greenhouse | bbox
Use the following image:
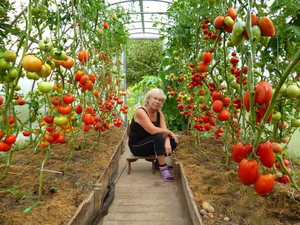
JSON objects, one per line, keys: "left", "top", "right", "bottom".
{"left": 0, "top": 0, "right": 300, "bottom": 224}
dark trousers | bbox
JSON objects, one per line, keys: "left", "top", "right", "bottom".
{"left": 129, "top": 134, "right": 177, "bottom": 156}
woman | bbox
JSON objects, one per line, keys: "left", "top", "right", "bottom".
{"left": 128, "top": 88, "right": 178, "bottom": 182}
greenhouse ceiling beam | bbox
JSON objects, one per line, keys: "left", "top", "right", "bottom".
{"left": 110, "top": 0, "right": 173, "bottom": 6}
{"left": 128, "top": 11, "right": 171, "bottom": 14}
{"left": 139, "top": 0, "right": 145, "bottom": 34}
{"left": 131, "top": 20, "right": 155, "bottom": 23}
{"left": 128, "top": 27, "right": 159, "bottom": 31}
{"left": 130, "top": 32, "right": 160, "bottom": 35}
{"left": 130, "top": 37, "right": 159, "bottom": 40}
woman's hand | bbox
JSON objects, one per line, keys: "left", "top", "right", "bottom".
{"left": 169, "top": 132, "right": 178, "bottom": 143}
{"left": 165, "top": 141, "right": 172, "bottom": 156}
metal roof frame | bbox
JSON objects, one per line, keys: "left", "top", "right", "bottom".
{"left": 109, "top": 0, "right": 172, "bottom": 39}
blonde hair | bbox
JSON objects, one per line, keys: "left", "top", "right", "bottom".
{"left": 144, "top": 88, "right": 167, "bottom": 107}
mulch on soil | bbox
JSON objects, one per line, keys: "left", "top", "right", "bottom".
{"left": 0, "top": 126, "right": 125, "bottom": 225}
{"left": 174, "top": 133, "right": 300, "bottom": 225}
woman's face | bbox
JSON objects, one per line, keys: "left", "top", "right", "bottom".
{"left": 148, "top": 95, "right": 163, "bottom": 110}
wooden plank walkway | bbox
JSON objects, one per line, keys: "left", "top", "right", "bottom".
{"left": 100, "top": 143, "right": 193, "bottom": 225}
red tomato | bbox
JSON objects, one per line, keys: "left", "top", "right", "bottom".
{"left": 244, "top": 90, "right": 250, "bottom": 111}
{"left": 23, "top": 131, "right": 31, "bottom": 136}
{"left": 254, "top": 81, "right": 272, "bottom": 105}
{"left": 52, "top": 96, "right": 62, "bottom": 106}
{"left": 212, "top": 100, "right": 223, "bottom": 113}
{"left": 204, "top": 123, "right": 211, "bottom": 131}
{"left": 45, "top": 135, "right": 55, "bottom": 143}
{"left": 257, "top": 141, "right": 275, "bottom": 168}
{"left": 232, "top": 142, "right": 252, "bottom": 163}
{"left": 80, "top": 75, "right": 88, "bottom": 85}
{"left": 254, "top": 173, "right": 274, "bottom": 194}
{"left": 4, "top": 143, "right": 11, "bottom": 152}
{"left": 63, "top": 94, "right": 75, "bottom": 104}
{"left": 0, "top": 131, "right": 3, "bottom": 139}
{"left": 5, "top": 134, "right": 16, "bottom": 145}
{"left": 89, "top": 73, "right": 96, "bottom": 83}
{"left": 212, "top": 91, "right": 222, "bottom": 101}
{"left": 0, "top": 95, "right": 3, "bottom": 105}
{"left": 44, "top": 114, "right": 54, "bottom": 124}
{"left": 17, "top": 99, "right": 26, "bottom": 105}
{"left": 222, "top": 96, "right": 231, "bottom": 107}
{"left": 218, "top": 109, "right": 230, "bottom": 121}
{"left": 198, "top": 61, "right": 207, "bottom": 72}
{"left": 278, "top": 174, "right": 290, "bottom": 183}
{"left": 8, "top": 115, "right": 14, "bottom": 124}
{"left": 83, "top": 113, "right": 93, "bottom": 125}
{"left": 0, "top": 141, "right": 6, "bottom": 151}
{"left": 238, "top": 159, "right": 258, "bottom": 185}
{"left": 104, "top": 21, "right": 108, "bottom": 29}
{"left": 56, "top": 135, "right": 64, "bottom": 143}
{"left": 58, "top": 104, "right": 72, "bottom": 115}
{"left": 46, "top": 125, "right": 55, "bottom": 132}
{"left": 75, "top": 104, "right": 83, "bottom": 114}
{"left": 203, "top": 52, "right": 212, "bottom": 64}
{"left": 52, "top": 130, "right": 60, "bottom": 139}
{"left": 83, "top": 124, "right": 91, "bottom": 132}
{"left": 78, "top": 50, "right": 90, "bottom": 62}
{"left": 87, "top": 106, "right": 93, "bottom": 113}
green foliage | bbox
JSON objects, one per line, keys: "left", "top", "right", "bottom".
{"left": 126, "top": 39, "right": 162, "bottom": 87}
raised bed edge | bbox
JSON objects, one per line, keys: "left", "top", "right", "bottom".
{"left": 173, "top": 160, "right": 204, "bottom": 225}
{"left": 67, "top": 128, "right": 127, "bottom": 225}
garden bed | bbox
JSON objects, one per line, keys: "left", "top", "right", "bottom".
{"left": 174, "top": 134, "right": 300, "bottom": 225}
{"left": 0, "top": 126, "right": 126, "bottom": 225}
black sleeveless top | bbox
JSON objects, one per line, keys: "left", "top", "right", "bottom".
{"left": 128, "top": 107, "right": 160, "bottom": 147}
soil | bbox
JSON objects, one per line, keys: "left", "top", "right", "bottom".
{"left": 0, "top": 126, "right": 125, "bottom": 225}
{"left": 174, "top": 133, "right": 300, "bottom": 225}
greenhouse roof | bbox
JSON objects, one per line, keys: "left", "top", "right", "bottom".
{"left": 108, "top": 0, "right": 172, "bottom": 39}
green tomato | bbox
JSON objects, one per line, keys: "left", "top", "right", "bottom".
{"left": 0, "top": 52, "right": 4, "bottom": 58}
{"left": 224, "top": 16, "right": 234, "bottom": 27}
{"left": 20, "top": 71, "right": 25, "bottom": 77}
{"left": 261, "top": 36, "right": 270, "bottom": 47}
{"left": 4, "top": 50, "right": 17, "bottom": 62}
{"left": 54, "top": 116, "right": 68, "bottom": 126}
{"left": 227, "top": 41, "right": 234, "bottom": 47}
{"left": 32, "top": 7, "right": 40, "bottom": 16}
{"left": 286, "top": 84, "right": 300, "bottom": 98}
{"left": 51, "top": 48, "right": 67, "bottom": 60}
{"left": 291, "top": 118, "right": 300, "bottom": 127}
{"left": 111, "top": 13, "right": 117, "bottom": 20}
{"left": 0, "top": 58, "right": 11, "bottom": 70}
{"left": 231, "top": 32, "right": 243, "bottom": 46}
{"left": 8, "top": 68, "right": 18, "bottom": 79}
{"left": 233, "top": 22, "right": 244, "bottom": 36}
{"left": 40, "top": 10, "right": 48, "bottom": 20}
{"left": 272, "top": 112, "right": 281, "bottom": 121}
{"left": 26, "top": 72, "right": 37, "bottom": 80}
{"left": 37, "top": 81, "right": 51, "bottom": 93}
{"left": 4, "top": 75, "right": 14, "bottom": 83}
{"left": 47, "top": 59, "right": 56, "bottom": 69}
{"left": 39, "top": 39, "right": 53, "bottom": 52}
{"left": 252, "top": 26, "right": 261, "bottom": 39}
{"left": 15, "top": 85, "right": 21, "bottom": 91}
{"left": 279, "top": 83, "right": 287, "bottom": 95}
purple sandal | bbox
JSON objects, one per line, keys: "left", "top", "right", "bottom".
{"left": 160, "top": 166, "right": 174, "bottom": 182}
{"left": 155, "top": 160, "right": 173, "bottom": 170}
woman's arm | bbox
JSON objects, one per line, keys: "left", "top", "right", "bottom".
{"left": 159, "top": 111, "right": 178, "bottom": 144}
{"left": 134, "top": 109, "right": 172, "bottom": 136}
